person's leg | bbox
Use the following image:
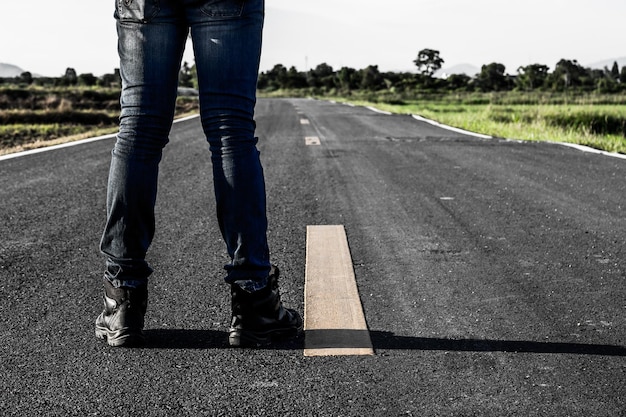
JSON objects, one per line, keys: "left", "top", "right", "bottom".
{"left": 188, "top": 0, "right": 302, "bottom": 346}
{"left": 96, "top": 0, "right": 187, "bottom": 346}
{"left": 100, "top": 0, "right": 187, "bottom": 286}
{"left": 189, "top": 0, "right": 270, "bottom": 287}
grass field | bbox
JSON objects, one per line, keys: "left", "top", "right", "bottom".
{"left": 0, "top": 86, "right": 198, "bottom": 156}
{"left": 2, "top": 87, "right": 625, "bottom": 155}
{"left": 328, "top": 91, "right": 626, "bottom": 154}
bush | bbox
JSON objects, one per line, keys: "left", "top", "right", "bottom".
{"left": 546, "top": 112, "right": 626, "bottom": 136}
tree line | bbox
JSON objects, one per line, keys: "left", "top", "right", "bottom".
{"left": 1, "top": 67, "right": 122, "bottom": 88}
{"left": 257, "top": 49, "right": 626, "bottom": 94}
{"left": 3, "top": 48, "right": 625, "bottom": 94}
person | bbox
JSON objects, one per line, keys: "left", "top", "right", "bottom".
{"left": 94, "top": 0, "right": 302, "bottom": 348}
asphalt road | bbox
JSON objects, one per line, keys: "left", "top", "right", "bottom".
{"left": 0, "top": 98, "right": 624, "bottom": 416}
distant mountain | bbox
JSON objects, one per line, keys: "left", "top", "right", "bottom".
{"left": 434, "top": 63, "right": 480, "bottom": 79}
{"left": 587, "top": 57, "right": 626, "bottom": 70}
{"left": 0, "top": 62, "right": 27, "bottom": 77}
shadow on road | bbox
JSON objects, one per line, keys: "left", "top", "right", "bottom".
{"left": 141, "top": 329, "right": 625, "bottom": 356}
{"left": 143, "top": 329, "right": 230, "bottom": 349}
{"left": 142, "top": 329, "right": 303, "bottom": 350}
{"left": 369, "top": 330, "right": 626, "bottom": 356}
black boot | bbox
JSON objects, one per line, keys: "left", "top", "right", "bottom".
{"left": 95, "top": 278, "right": 147, "bottom": 347}
{"left": 229, "top": 266, "right": 303, "bottom": 347}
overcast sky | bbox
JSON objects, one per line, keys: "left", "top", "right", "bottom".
{"left": 1, "top": 0, "right": 624, "bottom": 76}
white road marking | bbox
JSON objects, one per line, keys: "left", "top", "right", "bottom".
{"left": 412, "top": 114, "right": 493, "bottom": 139}
{"left": 552, "top": 142, "right": 626, "bottom": 160}
{"left": 365, "top": 106, "right": 392, "bottom": 115}
{"left": 0, "top": 132, "right": 117, "bottom": 162}
{"left": 304, "top": 225, "right": 374, "bottom": 357}
{"left": 411, "top": 113, "right": 626, "bottom": 160}
{"left": 0, "top": 114, "right": 200, "bottom": 162}
{"left": 305, "top": 136, "right": 321, "bottom": 146}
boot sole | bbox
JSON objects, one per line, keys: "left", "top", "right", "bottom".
{"left": 95, "top": 325, "right": 145, "bottom": 347}
{"left": 229, "top": 325, "right": 303, "bottom": 347}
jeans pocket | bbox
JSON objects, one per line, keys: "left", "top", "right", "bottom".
{"left": 115, "top": 0, "right": 160, "bottom": 22}
{"left": 201, "top": 0, "right": 246, "bottom": 18}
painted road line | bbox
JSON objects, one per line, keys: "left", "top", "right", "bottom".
{"left": 365, "top": 106, "right": 392, "bottom": 115}
{"left": 412, "top": 114, "right": 493, "bottom": 139}
{"left": 0, "top": 132, "right": 117, "bottom": 162}
{"left": 553, "top": 142, "right": 626, "bottom": 160}
{"left": 0, "top": 114, "right": 200, "bottom": 162}
{"left": 304, "top": 225, "right": 374, "bottom": 357}
{"left": 305, "top": 136, "right": 321, "bottom": 146}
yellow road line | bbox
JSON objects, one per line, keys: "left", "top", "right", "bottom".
{"left": 304, "top": 225, "right": 374, "bottom": 356}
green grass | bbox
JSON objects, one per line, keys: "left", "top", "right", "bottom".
{"left": 0, "top": 86, "right": 199, "bottom": 155}
{"left": 2, "top": 86, "right": 625, "bottom": 155}
{"left": 329, "top": 92, "right": 626, "bottom": 154}
{"left": 0, "top": 122, "right": 115, "bottom": 147}
{"left": 0, "top": 125, "right": 119, "bottom": 155}
{"left": 0, "top": 110, "right": 119, "bottom": 155}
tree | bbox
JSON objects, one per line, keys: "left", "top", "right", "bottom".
{"left": 307, "top": 63, "right": 335, "bottom": 89}
{"left": 596, "top": 77, "right": 618, "bottom": 93}
{"left": 64, "top": 67, "right": 78, "bottom": 86}
{"left": 78, "top": 73, "right": 98, "bottom": 87}
{"left": 445, "top": 73, "right": 471, "bottom": 91}
{"left": 475, "top": 62, "right": 510, "bottom": 91}
{"left": 98, "top": 69, "right": 122, "bottom": 88}
{"left": 610, "top": 61, "right": 620, "bottom": 81}
{"left": 413, "top": 48, "right": 444, "bottom": 77}
{"left": 179, "top": 61, "right": 195, "bottom": 88}
{"left": 336, "top": 66, "right": 358, "bottom": 91}
{"left": 359, "top": 65, "right": 384, "bottom": 91}
{"left": 285, "top": 66, "right": 308, "bottom": 89}
{"left": 546, "top": 59, "right": 590, "bottom": 90}
{"left": 258, "top": 64, "right": 288, "bottom": 90}
{"left": 516, "top": 64, "right": 549, "bottom": 90}
{"left": 19, "top": 71, "right": 33, "bottom": 85}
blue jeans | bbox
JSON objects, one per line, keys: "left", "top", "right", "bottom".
{"left": 100, "top": 0, "right": 270, "bottom": 287}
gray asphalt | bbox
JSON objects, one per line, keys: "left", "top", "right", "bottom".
{"left": 0, "top": 98, "right": 624, "bottom": 416}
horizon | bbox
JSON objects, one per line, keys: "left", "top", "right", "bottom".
{"left": 1, "top": 1, "right": 624, "bottom": 77}
{"left": 3, "top": 56, "right": 626, "bottom": 80}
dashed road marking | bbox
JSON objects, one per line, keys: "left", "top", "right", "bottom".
{"left": 304, "top": 225, "right": 374, "bottom": 357}
{"left": 305, "top": 136, "right": 321, "bottom": 146}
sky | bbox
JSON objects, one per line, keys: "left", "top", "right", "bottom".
{"left": 1, "top": 0, "right": 624, "bottom": 77}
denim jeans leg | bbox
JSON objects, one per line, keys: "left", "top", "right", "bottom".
{"left": 189, "top": 0, "right": 270, "bottom": 283}
{"left": 100, "top": 6, "right": 188, "bottom": 285}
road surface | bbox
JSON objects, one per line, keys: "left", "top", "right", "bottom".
{"left": 1, "top": 98, "right": 624, "bottom": 416}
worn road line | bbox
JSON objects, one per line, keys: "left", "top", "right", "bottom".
{"left": 304, "top": 225, "right": 374, "bottom": 357}
{"left": 305, "top": 136, "right": 321, "bottom": 146}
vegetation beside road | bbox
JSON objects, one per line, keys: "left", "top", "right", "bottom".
{"left": 256, "top": 49, "right": 626, "bottom": 155}
{"left": 2, "top": 49, "right": 626, "bottom": 155}
{"left": 3, "top": 85, "right": 625, "bottom": 156}
{"left": 0, "top": 85, "right": 198, "bottom": 156}
{"left": 325, "top": 91, "right": 626, "bottom": 154}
